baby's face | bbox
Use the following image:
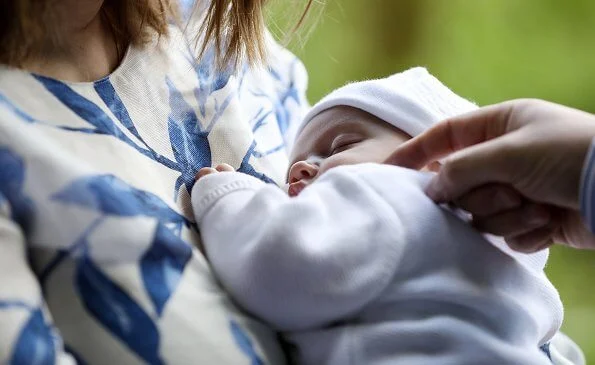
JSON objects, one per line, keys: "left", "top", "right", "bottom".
{"left": 287, "top": 106, "right": 410, "bottom": 196}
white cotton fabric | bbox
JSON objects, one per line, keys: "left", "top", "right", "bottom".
{"left": 192, "top": 164, "right": 564, "bottom": 365}
{"left": 550, "top": 332, "right": 587, "bottom": 365}
{"left": 295, "top": 67, "right": 477, "bottom": 140}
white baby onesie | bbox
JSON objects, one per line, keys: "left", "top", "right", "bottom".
{"left": 191, "top": 163, "right": 563, "bottom": 365}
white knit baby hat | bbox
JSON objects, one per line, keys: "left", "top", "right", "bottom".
{"left": 296, "top": 67, "right": 478, "bottom": 140}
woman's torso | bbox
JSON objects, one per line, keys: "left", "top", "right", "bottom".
{"left": 0, "top": 24, "right": 307, "bottom": 364}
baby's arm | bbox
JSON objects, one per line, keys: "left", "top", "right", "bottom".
{"left": 191, "top": 165, "right": 405, "bottom": 332}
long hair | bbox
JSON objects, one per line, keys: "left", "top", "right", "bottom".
{"left": 0, "top": 0, "right": 176, "bottom": 67}
{"left": 0, "top": 0, "right": 314, "bottom": 68}
{"left": 197, "top": 0, "right": 315, "bottom": 68}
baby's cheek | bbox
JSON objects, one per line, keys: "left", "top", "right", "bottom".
{"left": 339, "top": 149, "right": 374, "bottom": 166}
{"left": 319, "top": 156, "right": 352, "bottom": 175}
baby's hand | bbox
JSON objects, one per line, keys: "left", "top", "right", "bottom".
{"left": 195, "top": 163, "right": 235, "bottom": 181}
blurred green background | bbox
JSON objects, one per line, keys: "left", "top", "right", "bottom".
{"left": 270, "top": 0, "right": 595, "bottom": 361}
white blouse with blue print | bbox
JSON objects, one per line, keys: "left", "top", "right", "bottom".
{"left": 0, "top": 22, "right": 308, "bottom": 364}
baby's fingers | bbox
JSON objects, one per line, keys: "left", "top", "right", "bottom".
{"left": 196, "top": 167, "right": 218, "bottom": 180}
{"left": 215, "top": 163, "right": 234, "bottom": 172}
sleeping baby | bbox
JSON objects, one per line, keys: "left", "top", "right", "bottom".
{"left": 191, "top": 68, "right": 563, "bottom": 365}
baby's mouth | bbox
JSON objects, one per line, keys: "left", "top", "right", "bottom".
{"left": 288, "top": 181, "right": 307, "bottom": 197}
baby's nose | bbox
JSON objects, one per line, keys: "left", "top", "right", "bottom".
{"left": 288, "top": 160, "right": 319, "bottom": 184}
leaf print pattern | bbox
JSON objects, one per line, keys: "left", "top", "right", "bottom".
{"left": 0, "top": 29, "right": 308, "bottom": 364}
{"left": 0, "top": 148, "right": 35, "bottom": 234}
{"left": 166, "top": 77, "right": 213, "bottom": 195}
{"left": 43, "top": 174, "right": 191, "bottom": 309}
{"left": 230, "top": 320, "right": 265, "bottom": 365}
{"left": 51, "top": 174, "right": 186, "bottom": 224}
{"left": 76, "top": 256, "right": 163, "bottom": 365}
{"left": 10, "top": 308, "right": 56, "bottom": 365}
{"left": 140, "top": 223, "right": 192, "bottom": 316}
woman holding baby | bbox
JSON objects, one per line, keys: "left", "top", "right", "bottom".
{"left": 0, "top": 0, "right": 591, "bottom": 363}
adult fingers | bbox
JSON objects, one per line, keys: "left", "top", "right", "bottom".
{"left": 385, "top": 101, "right": 517, "bottom": 169}
{"left": 424, "top": 137, "right": 518, "bottom": 202}
{"left": 471, "top": 203, "right": 551, "bottom": 237}
{"left": 550, "top": 210, "right": 595, "bottom": 250}
{"left": 506, "top": 226, "right": 556, "bottom": 253}
{"left": 456, "top": 184, "right": 522, "bottom": 217}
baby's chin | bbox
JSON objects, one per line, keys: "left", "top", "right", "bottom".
{"left": 281, "top": 183, "right": 290, "bottom": 195}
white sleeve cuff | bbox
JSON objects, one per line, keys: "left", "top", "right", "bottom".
{"left": 191, "top": 172, "right": 268, "bottom": 222}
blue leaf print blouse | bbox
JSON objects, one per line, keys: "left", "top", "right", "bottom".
{"left": 0, "top": 21, "right": 308, "bottom": 364}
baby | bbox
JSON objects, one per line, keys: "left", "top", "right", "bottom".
{"left": 191, "top": 68, "right": 563, "bottom": 365}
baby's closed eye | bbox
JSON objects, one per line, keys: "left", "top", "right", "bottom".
{"left": 329, "top": 133, "right": 364, "bottom": 155}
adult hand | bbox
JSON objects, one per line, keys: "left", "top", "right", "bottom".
{"left": 386, "top": 99, "right": 595, "bottom": 251}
